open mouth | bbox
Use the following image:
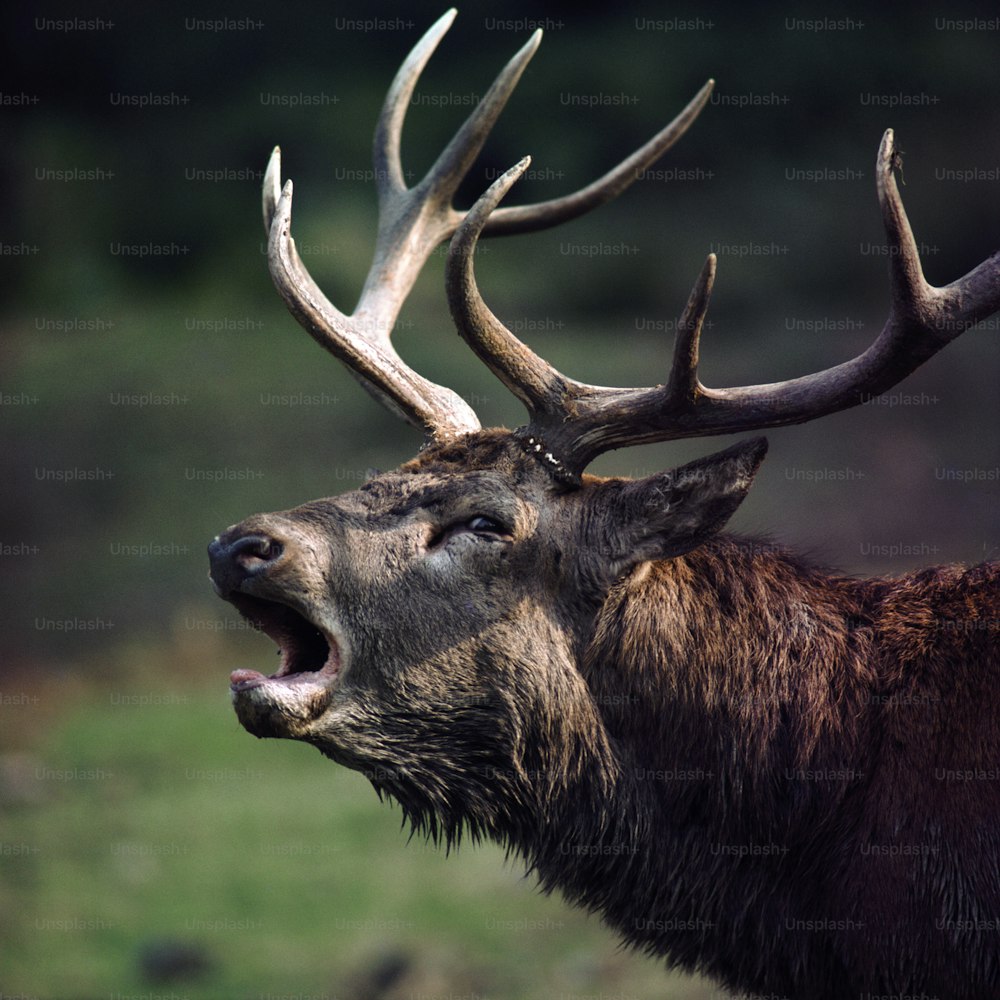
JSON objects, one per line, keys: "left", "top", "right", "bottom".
{"left": 227, "top": 592, "right": 341, "bottom": 693}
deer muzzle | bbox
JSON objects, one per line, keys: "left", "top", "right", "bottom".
{"left": 208, "top": 523, "right": 346, "bottom": 736}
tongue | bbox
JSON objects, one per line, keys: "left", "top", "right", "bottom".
{"left": 230, "top": 669, "right": 267, "bottom": 689}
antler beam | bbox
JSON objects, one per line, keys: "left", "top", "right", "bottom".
{"left": 447, "top": 130, "right": 1000, "bottom": 481}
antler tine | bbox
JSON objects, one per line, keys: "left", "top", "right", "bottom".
{"left": 450, "top": 130, "right": 1000, "bottom": 481}
{"left": 484, "top": 78, "right": 716, "bottom": 237}
{"left": 263, "top": 145, "right": 282, "bottom": 234}
{"left": 446, "top": 157, "right": 566, "bottom": 415}
{"left": 878, "top": 129, "right": 1000, "bottom": 335}
{"left": 353, "top": 26, "right": 543, "bottom": 336}
{"left": 373, "top": 8, "right": 458, "bottom": 201}
{"left": 664, "top": 253, "right": 715, "bottom": 404}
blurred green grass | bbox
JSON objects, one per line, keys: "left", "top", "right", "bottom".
{"left": 0, "top": 638, "right": 716, "bottom": 1000}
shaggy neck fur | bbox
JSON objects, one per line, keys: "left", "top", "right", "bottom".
{"left": 381, "top": 532, "right": 999, "bottom": 999}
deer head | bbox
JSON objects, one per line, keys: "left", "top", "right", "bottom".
{"left": 208, "top": 11, "right": 1000, "bottom": 847}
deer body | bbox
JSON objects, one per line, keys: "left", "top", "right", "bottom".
{"left": 209, "top": 13, "right": 1000, "bottom": 997}
{"left": 213, "top": 433, "right": 999, "bottom": 997}
{"left": 581, "top": 539, "right": 1000, "bottom": 998}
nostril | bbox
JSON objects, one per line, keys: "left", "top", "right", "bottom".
{"left": 230, "top": 535, "right": 284, "bottom": 573}
{"left": 208, "top": 533, "right": 284, "bottom": 596}
{"left": 229, "top": 535, "right": 284, "bottom": 569}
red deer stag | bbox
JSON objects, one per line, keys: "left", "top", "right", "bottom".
{"left": 208, "top": 12, "right": 1000, "bottom": 999}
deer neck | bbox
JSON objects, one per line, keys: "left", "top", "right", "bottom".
{"left": 581, "top": 535, "right": 874, "bottom": 833}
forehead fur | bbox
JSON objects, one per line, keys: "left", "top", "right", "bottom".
{"left": 400, "top": 428, "right": 551, "bottom": 484}
{"left": 395, "top": 428, "right": 620, "bottom": 500}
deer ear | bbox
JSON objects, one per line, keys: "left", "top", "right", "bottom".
{"left": 587, "top": 437, "right": 767, "bottom": 582}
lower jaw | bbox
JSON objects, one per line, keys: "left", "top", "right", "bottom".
{"left": 230, "top": 674, "right": 336, "bottom": 738}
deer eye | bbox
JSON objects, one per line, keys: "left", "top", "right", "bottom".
{"left": 466, "top": 515, "right": 505, "bottom": 535}
{"left": 426, "top": 514, "right": 509, "bottom": 550}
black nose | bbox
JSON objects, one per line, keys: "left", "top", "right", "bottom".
{"left": 208, "top": 532, "right": 284, "bottom": 598}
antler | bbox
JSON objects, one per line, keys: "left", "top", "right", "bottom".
{"left": 264, "top": 9, "right": 714, "bottom": 442}
{"left": 447, "top": 131, "right": 1000, "bottom": 482}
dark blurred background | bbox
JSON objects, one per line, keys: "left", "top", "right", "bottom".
{"left": 2, "top": 2, "right": 998, "bottom": 997}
